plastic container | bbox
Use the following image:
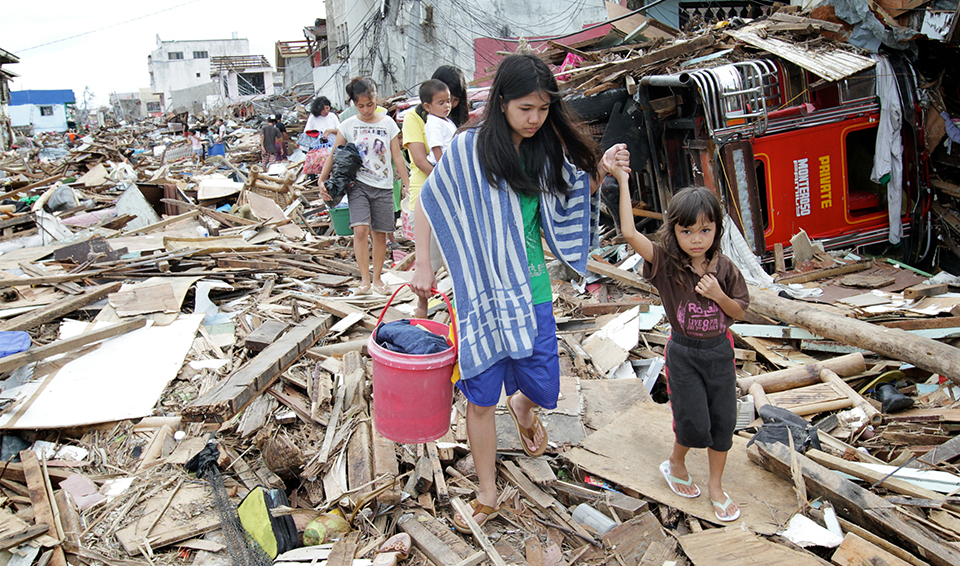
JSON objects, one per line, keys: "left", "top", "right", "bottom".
{"left": 369, "top": 284, "right": 457, "bottom": 443}
{"left": 571, "top": 503, "right": 617, "bottom": 535}
{"left": 330, "top": 206, "right": 353, "bottom": 236}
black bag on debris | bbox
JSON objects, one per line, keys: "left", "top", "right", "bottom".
{"left": 324, "top": 142, "right": 362, "bottom": 207}
{"left": 746, "top": 404, "right": 822, "bottom": 453}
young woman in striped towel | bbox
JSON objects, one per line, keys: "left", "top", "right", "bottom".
{"left": 409, "top": 53, "right": 630, "bottom": 532}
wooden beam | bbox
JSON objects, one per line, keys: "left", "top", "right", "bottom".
{"left": 805, "top": 449, "right": 945, "bottom": 502}
{"left": 0, "top": 317, "right": 147, "bottom": 374}
{"left": 0, "top": 281, "right": 123, "bottom": 332}
{"left": 184, "top": 315, "right": 332, "bottom": 422}
{"left": 748, "top": 288, "right": 960, "bottom": 389}
{"left": 399, "top": 512, "right": 470, "bottom": 566}
{"left": 775, "top": 260, "right": 872, "bottom": 284}
{"left": 19, "top": 451, "right": 67, "bottom": 566}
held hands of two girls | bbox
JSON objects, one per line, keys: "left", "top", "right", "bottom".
{"left": 600, "top": 143, "right": 631, "bottom": 178}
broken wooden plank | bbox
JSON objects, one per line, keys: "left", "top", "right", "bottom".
{"left": 372, "top": 428, "right": 401, "bottom": 505}
{"left": 325, "top": 530, "right": 359, "bottom": 566}
{"left": 679, "top": 524, "right": 828, "bottom": 566}
{"left": 596, "top": 34, "right": 715, "bottom": 77}
{"left": 19, "top": 450, "right": 66, "bottom": 566}
{"left": 776, "top": 260, "right": 873, "bottom": 284}
{"left": 751, "top": 441, "right": 960, "bottom": 566}
{"left": 0, "top": 282, "right": 122, "bottom": 332}
{"left": 903, "top": 283, "right": 947, "bottom": 300}
{"left": 398, "top": 510, "right": 472, "bottom": 566}
{"left": 581, "top": 301, "right": 650, "bottom": 316}
{"left": 184, "top": 315, "right": 332, "bottom": 422}
{"left": 805, "top": 450, "right": 944, "bottom": 502}
{"left": 832, "top": 532, "right": 913, "bottom": 566}
{"left": 0, "top": 317, "right": 147, "bottom": 374}
{"left": 243, "top": 319, "right": 289, "bottom": 352}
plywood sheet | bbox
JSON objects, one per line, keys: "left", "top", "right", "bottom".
{"left": 0, "top": 314, "right": 203, "bottom": 429}
{"left": 564, "top": 400, "right": 795, "bottom": 532}
{"left": 680, "top": 525, "right": 829, "bottom": 566}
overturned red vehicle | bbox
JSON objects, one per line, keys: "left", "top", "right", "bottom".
{"left": 613, "top": 50, "right": 931, "bottom": 265}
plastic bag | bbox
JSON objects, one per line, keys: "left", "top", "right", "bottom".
{"left": 324, "top": 143, "right": 362, "bottom": 207}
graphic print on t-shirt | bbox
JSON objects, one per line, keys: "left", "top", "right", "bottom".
{"left": 352, "top": 124, "right": 392, "bottom": 185}
{"left": 676, "top": 300, "right": 724, "bottom": 338}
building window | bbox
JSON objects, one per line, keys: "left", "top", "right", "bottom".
{"left": 168, "top": 52, "right": 184, "bottom": 60}
{"left": 196, "top": 73, "right": 201, "bottom": 78}
{"left": 193, "top": 51, "right": 208, "bottom": 59}
{"left": 146, "top": 101, "right": 161, "bottom": 113}
{"left": 39, "top": 106, "right": 54, "bottom": 116}
{"left": 238, "top": 72, "right": 266, "bottom": 96}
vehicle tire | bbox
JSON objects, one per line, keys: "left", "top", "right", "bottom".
{"left": 564, "top": 88, "right": 630, "bottom": 122}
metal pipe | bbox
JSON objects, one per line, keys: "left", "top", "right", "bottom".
{"left": 640, "top": 73, "right": 690, "bottom": 87}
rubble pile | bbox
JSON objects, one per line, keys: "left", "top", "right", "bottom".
{"left": 0, "top": 4, "right": 959, "bottom": 566}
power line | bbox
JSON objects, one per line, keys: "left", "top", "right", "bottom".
{"left": 16, "top": 0, "right": 205, "bottom": 52}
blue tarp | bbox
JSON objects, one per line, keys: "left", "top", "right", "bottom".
{"left": 10, "top": 89, "right": 75, "bottom": 106}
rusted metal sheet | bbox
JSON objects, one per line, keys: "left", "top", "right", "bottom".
{"left": 725, "top": 23, "right": 875, "bottom": 81}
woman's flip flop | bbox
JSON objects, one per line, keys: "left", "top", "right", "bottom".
{"left": 452, "top": 498, "right": 500, "bottom": 534}
{"left": 659, "top": 460, "right": 700, "bottom": 498}
{"left": 507, "top": 394, "right": 548, "bottom": 457}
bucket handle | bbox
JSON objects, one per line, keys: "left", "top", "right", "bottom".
{"left": 376, "top": 283, "right": 457, "bottom": 352}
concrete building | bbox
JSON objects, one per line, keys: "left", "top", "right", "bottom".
{"left": 9, "top": 90, "right": 76, "bottom": 134}
{"left": 1, "top": 47, "right": 19, "bottom": 150}
{"left": 148, "top": 36, "right": 250, "bottom": 111}
{"left": 323, "top": 0, "right": 608, "bottom": 94}
{"left": 210, "top": 55, "right": 275, "bottom": 101}
{"left": 139, "top": 88, "right": 163, "bottom": 118}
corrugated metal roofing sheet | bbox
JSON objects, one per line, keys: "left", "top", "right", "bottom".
{"left": 10, "top": 89, "right": 75, "bottom": 106}
{"left": 725, "top": 23, "right": 875, "bottom": 82}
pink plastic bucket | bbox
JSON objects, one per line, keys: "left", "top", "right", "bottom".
{"left": 369, "top": 284, "right": 457, "bottom": 443}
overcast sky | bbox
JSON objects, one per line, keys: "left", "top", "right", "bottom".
{"left": 3, "top": 0, "right": 326, "bottom": 108}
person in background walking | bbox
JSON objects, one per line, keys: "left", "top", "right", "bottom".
{"left": 305, "top": 96, "right": 340, "bottom": 145}
{"left": 261, "top": 116, "right": 281, "bottom": 168}
{"left": 318, "top": 77, "right": 410, "bottom": 296}
{"left": 402, "top": 65, "right": 469, "bottom": 317}
{"left": 274, "top": 113, "right": 289, "bottom": 160}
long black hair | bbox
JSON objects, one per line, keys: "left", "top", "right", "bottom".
{"left": 477, "top": 53, "right": 599, "bottom": 196}
{"left": 310, "top": 96, "right": 331, "bottom": 117}
{"left": 416, "top": 65, "right": 469, "bottom": 127}
{"left": 655, "top": 186, "right": 725, "bottom": 289}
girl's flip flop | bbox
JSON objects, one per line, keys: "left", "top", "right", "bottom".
{"left": 659, "top": 460, "right": 701, "bottom": 498}
{"left": 711, "top": 493, "right": 741, "bottom": 522}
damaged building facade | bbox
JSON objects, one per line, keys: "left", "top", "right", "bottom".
{"left": 323, "top": 0, "right": 608, "bottom": 94}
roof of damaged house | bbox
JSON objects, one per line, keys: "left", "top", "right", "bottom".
{"left": 9, "top": 89, "right": 76, "bottom": 106}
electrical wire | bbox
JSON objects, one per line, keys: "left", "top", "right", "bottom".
{"left": 16, "top": 0, "right": 205, "bottom": 52}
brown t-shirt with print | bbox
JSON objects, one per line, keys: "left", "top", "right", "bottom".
{"left": 641, "top": 243, "right": 749, "bottom": 339}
